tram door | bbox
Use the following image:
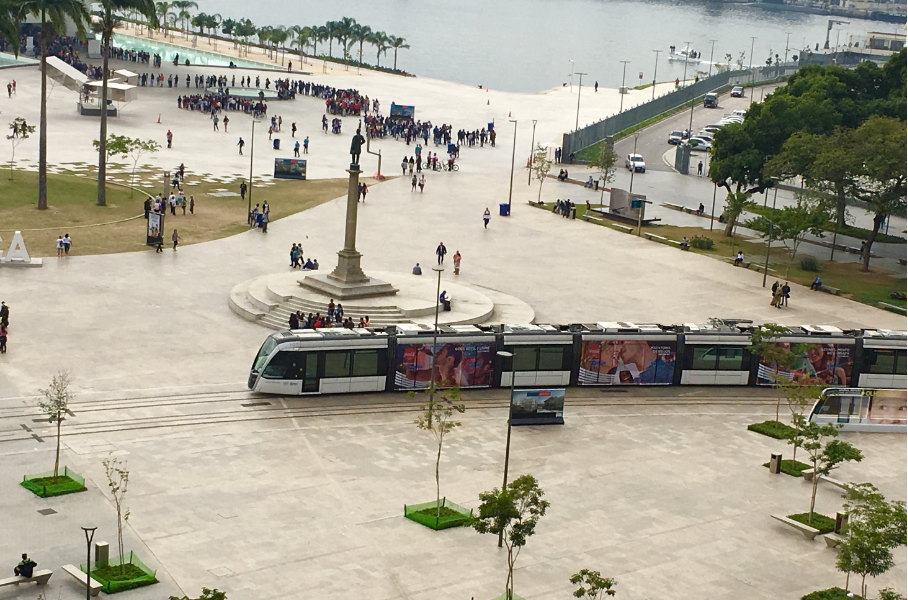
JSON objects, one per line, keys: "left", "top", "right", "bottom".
{"left": 301, "top": 353, "right": 318, "bottom": 393}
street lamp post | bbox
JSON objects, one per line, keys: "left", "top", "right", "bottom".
{"left": 619, "top": 60, "right": 630, "bottom": 112}
{"left": 762, "top": 186, "right": 779, "bottom": 287}
{"left": 247, "top": 117, "right": 262, "bottom": 219}
{"left": 496, "top": 349, "right": 516, "bottom": 548}
{"left": 574, "top": 72, "right": 587, "bottom": 132}
{"left": 569, "top": 60, "right": 574, "bottom": 92}
{"left": 628, "top": 133, "right": 639, "bottom": 196}
{"left": 709, "top": 183, "right": 718, "bottom": 231}
{"left": 651, "top": 51, "right": 660, "bottom": 101}
{"left": 708, "top": 39, "right": 717, "bottom": 77}
{"left": 507, "top": 119, "right": 517, "bottom": 213}
{"left": 681, "top": 41, "right": 691, "bottom": 87}
{"left": 82, "top": 526, "right": 97, "bottom": 600}
{"left": 429, "top": 266, "right": 444, "bottom": 401}
{"left": 527, "top": 119, "right": 537, "bottom": 186}
{"left": 749, "top": 36, "right": 757, "bottom": 106}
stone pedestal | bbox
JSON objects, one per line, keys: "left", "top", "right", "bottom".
{"left": 301, "top": 161, "right": 397, "bottom": 299}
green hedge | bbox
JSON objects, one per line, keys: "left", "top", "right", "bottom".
{"left": 83, "top": 552, "right": 158, "bottom": 594}
{"left": 21, "top": 467, "right": 87, "bottom": 498}
{"left": 802, "top": 587, "right": 865, "bottom": 600}
{"left": 748, "top": 420, "right": 797, "bottom": 439}
{"left": 788, "top": 512, "right": 837, "bottom": 534}
{"left": 762, "top": 459, "right": 811, "bottom": 477}
{"left": 404, "top": 498, "right": 472, "bottom": 531}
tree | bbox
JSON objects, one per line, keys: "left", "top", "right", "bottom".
{"left": 744, "top": 192, "right": 830, "bottom": 276}
{"left": 350, "top": 22, "right": 371, "bottom": 66}
{"left": 7, "top": 117, "right": 35, "bottom": 180}
{"left": 0, "top": 0, "right": 19, "bottom": 47}
{"left": 389, "top": 35, "right": 409, "bottom": 71}
{"left": 800, "top": 421, "right": 862, "bottom": 525}
{"left": 780, "top": 378, "right": 825, "bottom": 464}
{"left": 844, "top": 116, "right": 906, "bottom": 272}
{"left": 13, "top": 0, "right": 90, "bottom": 210}
{"left": 311, "top": 25, "right": 327, "bottom": 58}
{"left": 413, "top": 388, "right": 465, "bottom": 518}
{"left": 473, "top": 475, "right": 549, "bottom": 600}
{"left": 290, "top": 25, "right": 311, "bottom": 63}
{"left": 530, "top": 144, "right": 553, "bottom": 203}
{"left": 93, "top": 135, "right": 160, "bottom": 196}
{"left": 335, "top": 16, "right": 356, "bottom": 66}
{"left": 720, "top": 190, "right": 754, "bottom": 237}
{"left": 748, "top": 324, "right": 805, "bottom": 422}
{"left": 170, "top": 589, "right": 227, "bottom": 600}
{"left": 369, "top": 31, "right": 389, "bottom": 67}
{"left": 37, "top": 371, "right": 73, "bottom": 484}
{"left": 571, "top": 569, "right": 617, "bottom": 599}
{"left": 92, "top": 0, "right": 157, "bottom": 207}
{"left": 102, "top": 455, "right": 130, "bottom": 574}
{"left": 323, "top": 20, "right": 336, "bottom": 57}
{"left": 589, "top": 142, "right": 618, "bottom": 205}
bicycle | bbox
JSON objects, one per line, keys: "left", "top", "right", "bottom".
{"left": 443, "top": 162, "right": 459, "bottom": 172}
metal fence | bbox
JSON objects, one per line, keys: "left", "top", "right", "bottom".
{"left": 561, "top": 64, "right": 798, "bottom": 156}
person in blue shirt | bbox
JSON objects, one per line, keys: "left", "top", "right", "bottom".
{"left": 810, "top": 276, "right": 822, "bottom": 291}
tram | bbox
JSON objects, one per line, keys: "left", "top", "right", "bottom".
{"left": 809, "top": 388, "right": 907, "bottom": 433}
{"left": 248, "top": 322, "right": 907, "bottom": 396}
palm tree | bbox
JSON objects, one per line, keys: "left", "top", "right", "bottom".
{"left": 312, "top": 24, "right": 327, "bottom": 58}
{"left": 290, "top": 25, "right": 311, "bottom": 64}
{"left": 324, "top": 20, "right": 336, "bottom": 58}
{"left": 93, "top": 0, "right": 156, "bottom": 207}
{"left": 208, "top": 12, "right": 220, "bottom": 46}
{"left": 351, "top": 23, "right": 371, "bottom": 67}
{"left": 153, "top": 1, "right": 170, "bottom": 34}
{"left": 270, "top": 25, "right": 289, "bottom": 65}
{"left": 389, "top": 35, "right": 409, "bottom": 71}
{"left": 336, "top": 16, "right": 356, "bottom": 66}
{"left": 14, "top": 0, "right": 89, "bottom": 210}
{"left": 234, "top": 17, "right": 255, "bottom": 55}
{"left": 0, "top": 0, "right": 20, "bottom": 50}
{"left": 368, "top": 31, "right": 389, "bottom": 67}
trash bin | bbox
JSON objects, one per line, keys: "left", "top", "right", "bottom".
{"left": 273, "top": 139, "right": 280, "bottom": 150}
{"left": 769, "top": 453, "right": 782, "bottom": 474}
{"left": 499, "top": 203, "right": 510, "bottom": 217}
{"left": 594, "top": 180, "right": 599, "bottom": 191}
{"left": 570, "top": 206, "right": 577, "bottom": 219}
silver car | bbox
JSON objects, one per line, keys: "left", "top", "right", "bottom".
{"left": 625, "top": 154, "right": 646, "bottom": 172}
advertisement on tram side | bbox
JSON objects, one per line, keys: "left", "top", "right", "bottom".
{"left": 757, "top": 343, "right": 854, "bottom": 386}
{"left": 579, "top": 340, "right": 677, "bottom": 384}
{"left": 394, "top": 341, "right": 494, "bottom": 389}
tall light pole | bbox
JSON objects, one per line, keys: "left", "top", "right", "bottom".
{"left": 569, "top": 59, "right": 574, "bottom": 92}
{"left": 574, "top": 72, "right": 587, "bottom": 131}
{"left": 709, "top": 183, "right": 718, "bottom": 231}
{"left": 784, "top": 32, "right": 791, "bottom": 65}
{"left": 527, "top": 119, "right": 537, "bottom": 186}
{"left": 496, "top": 349, "right": 516, "bottom": 548}
{"left": 762, "top": 186, "right": 778, "bottom": 287}
{"left": 628, "top": 132, "right": 639, "bottom": 195}
{"left": 82, "top": 526, "right": 97, "bottom": 600}
{"left": 708, "top": 39, "right": 717, "bottom": 77}
{"left": 429, "top": 266, "right": 444, "bottom": 400}
{"left": 619, "top": 60, "right": 630, "bottom": 112}
{"left": 507, "top": 119, "right": 517, "bottom": 214}
{"left": 681, "top": 41, "right": 691, "bottom": 86}
{"left": 749, "top": 36, "right": 757, "bottom": 106}
{"left": 248, "top": 117, "right": 262, "bottom": 219}
{"left": 651, "top": 50, "right": 661, "bottom": 100}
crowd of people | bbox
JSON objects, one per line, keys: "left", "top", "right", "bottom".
{"left": 288, "top": 242, "right": 319, "bottom": 270}
{"left": 288, "top": 306, "right": 371, "bottom": 330}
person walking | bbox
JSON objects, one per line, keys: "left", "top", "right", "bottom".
{"left": 223, "top": 115, "right": 229, "bottom": 132}
{"left": 0, "top": 322, "right": 7, "bottom": 354}
{"left": 0, "top": 301, "right": 8, "bottom": 327}
{"left": 261, "top": 211, "right": 269, "bottom": 233}
{"left": 411, "top": 174, "right": 417, "bottom": 192}
{"left": 62, "top": 234, "right": 72, "bottom": 255}
{"left": 697, "top": 160, "right": 703, "bottom": 176}
{"left": 212, "top": 113, "right": 219, "bottom": 131}
{"left": 171, "top": 229, "right": 180, "bottom": 251}
{"left": 294, "top": 140, "right": 300, "bottom": 157}
{"left": 240, "top": 181, "right": 247, "bottom": 200}
{"left": 169, "top": 193, "right": 177, "bottom": 215}
{"left": 418, "top": 174, "right": 425, "bottom": 192}
{"left": 237, "top": 137, "right": 245, "bottom": 155}
{"left": 360, "top": 183, "right": 368, "bottom": 202}
{"left": 166, "top": 129, "right": 173, "bottom": 148}
{"left": 483, "top": 208, "right": 491, "bottom": 229}
{"left": 56, "top": 236, "right": 64, "bottom": 258}
{"left": 408, "top": 157, "right": 415, "bottom": 175}
{"left": 401, "top": 157, "right": 408, "bottom": 175}
{"left": 291, "top": 122, "right": 297, "bottom": 137}
{"left": 436, "top": 242, "right": 447, "bottom": 264}
{"left": 782, "top": 282, "right": 791, "bottom": 307}
{"left": 303, "top": 136, "right": 309, "bottom": 153}
{"left": 189, "top": 196, "right": 195, "bottom": 214}
{"left": 453, "top": 251, "right": 461, "bottom": 275}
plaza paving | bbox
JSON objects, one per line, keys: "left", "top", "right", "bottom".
{"left": 0, "top": 41, "right": 905, "bottom": 600}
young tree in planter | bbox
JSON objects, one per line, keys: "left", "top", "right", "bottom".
{"left": 780, "top": 378, "right": 825, "bottom": 465}
{"left": 800, "top": 421, "right": 863, "bottom": 525}
{"left": 721, "top": 190, "right": 755, "bottom": 237}
{"left": 571, "top": 569, "right": 617, "bottom": 599}
{"left": 473, "top": 474, "right": 549, "bottom": 600}
{"left": 837, "top": 483, "right": 907, "bottom": 598}
{"left": 413, "top": 388, "right": 465, "bottom": 518}
{"left": 103, "top": 456, "right": 131, "bottom": 575}
{"left": 748, "top": 324, "right": 803, "bottom": 423}
{"left": 7, "top": 117, "right": 36, "bottom": 180}
{"left": 37, "top": 371, "right": 74, "bottom": 483}
{"left": 589, "top": 142, "right": 619, "bottom": 207}
{"left": 93, "top": 135, "right": 161, "bottom": 197}
{"left": 744, "top": 193, "right": 830, "bottom": 276}
{"left": 170, "top": 589, "right": 227, "bottom": 600}
{"left": 530, "top": 144, "right": 553, "bottom": 204}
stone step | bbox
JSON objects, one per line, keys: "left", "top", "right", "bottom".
{"left": 282, "top": 297, "right": 405, "bottom": 316}
{"left": 229, "top": 280, "right": 266, "bottom": 322}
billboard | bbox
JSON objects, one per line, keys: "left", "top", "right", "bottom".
{"left": 394, "top": 341, "right": 494, "bottom": 389}
{"left": 757, "top": 343, "right": 854, "bottom": 386}
{"left": 579, "top": 340, "right": 676, "bottom": 385}
{"left": 146, "top": 212, "right": 163, "bottom": 246}
{"left": 274, "top": 158, "right": 307, "bottom": 180}
{"left": 390, "top": 103, "right": 415, "bottom": 118}
{"left": 511, "top": 389, "right": 565, "bottom": 426}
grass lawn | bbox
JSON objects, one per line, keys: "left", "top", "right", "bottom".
{"left": 89, "top": 560, "right": 157, "bottom": 594}
{"left": 788, "top": 512, "right": 837, "bottom": 534}
{"left": 749, "top": 420, "right": 797, "bottom": 439}
{"left": 21, "top": 474, "right": 87, "bottom": 498}
{"left": 0, "top": 168, "right": 371, "bottom": 257}
{"left": 762, "top": 459, "right": 811, "bottom": 478}
{"left": 746, "top": 203, "right": 906, "bottom": 244}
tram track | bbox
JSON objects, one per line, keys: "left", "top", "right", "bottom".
{"left": 0, "top": 389, "right": 779, "bottom": 444}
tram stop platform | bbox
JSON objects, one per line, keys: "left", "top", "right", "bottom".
{"left": 229, "top": 270, "right": 535, "bottom": 330}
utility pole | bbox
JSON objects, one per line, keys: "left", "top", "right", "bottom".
{"left": 619, "top": 60, "right": 630, "bottom": 112}
{"left": 569, "top": 59, "right": 574, "bottom": 92}
{"left": 749, "top": 36, "right": 757, "bottom": 106}
{"left": 708, "top": 39, "right": 717, "bottom": 77}
{"left": 507, "top": 119, "right": 517, "bottom": 213}
{"left": 575, "top": 72, "right": 587, "bottom": 132}
{"left": 651, "top": 50, "right": 661, "bottom": 100}
{"left": 527, "top": 119, "right": 537, "bottom": 186}
{"left": 681, "top": 41, "right": 691, "bottom": 87}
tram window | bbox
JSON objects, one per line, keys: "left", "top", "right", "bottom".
{"left": 512, "top": 347, "right": 537, "bottom": 371}
{"left": 324, "top": 351, "right": 352, "bottom": 378}
{"left": 864, "top": 348, "right": 897, "bottom": 374}
{"left": 538, "top": 346, "right": 565, "bottom": 371}
{"left": 716, "top": 347, "right": 745, "bottom": 371}
{"left": 352, "top": 350, "right": 379, "bottom": 376}
{"left": 253, "top": 337, "right": 278, "bottom": 371}
{"left": 262, "top": 351, "right": 299, "bottom": 379}
{"left": 897, "top": 352, "right": 907, "bottom": 375}
{"left": 690, "top": 347, "right": 718, "bottom": 370}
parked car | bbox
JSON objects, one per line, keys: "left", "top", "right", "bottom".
{"left": 696, "top": 132, "right": 715, "bottom": 142}
{"left": 731, "top": 109, "right": 746, "bottom": 117}
{"left": 731, "top": 86, "right": 745, "bottom": 97}
{"left": 626, "top": 154, "right": 646, "bottom": 172}
{"left": 688, "top": 137, "right": 712, "bottom": 150}
{"left": 702, "top": 126, "right": 722, "bottom": 134}
{"left": 668, "top": 130, "right": 685, "bottom": 145}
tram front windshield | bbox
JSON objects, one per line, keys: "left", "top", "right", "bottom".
{"left": 252, "top": 337, "right": 279, "bottom": 372}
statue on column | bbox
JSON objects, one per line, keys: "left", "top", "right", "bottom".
{"left": 350, "top": 127, "right": 366, "bottom": 166}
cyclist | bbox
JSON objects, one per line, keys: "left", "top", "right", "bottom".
{"left": 447, "top": 152, "right": 456, "bottom": 171}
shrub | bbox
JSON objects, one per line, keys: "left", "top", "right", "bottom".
{"left": 748, "top": 420, "right": 796, "bottom": 439}
{"left": 800, "top": 255, "right": 819, "bottom": 271}
{"left": 801, "top": 588, "right": 865, "bottom": 600}
{"left": 690, "top": 235, "right": 714, "bottom": 250}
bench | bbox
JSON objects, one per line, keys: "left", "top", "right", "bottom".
{"left": 583, "top": 214, "right": 604, "bottom": 223}
{"left": 819, "top": 475, "right": 848, "bottom": 490}
{"left": 818, "top": 285, "right": 839, "bottom": 295}
{"left": 771, "top": 514, "right": 820, "bottom": 541}
{"left": 612, "top": 224, "right": 633, "bottom": 233}
{"left": 661, "top": 202, "right": 684, "bottom": 211}
{"left": 62, "top": 564, "right": 102, "bottom": 597}
{"left": 643, "top": 233, "right": 666, "bottom": 242}
{"left": 801, "top": 468, "right": 815, "bottom": 481}
{"left": 824, "top": 532, "right": 845, "bottom": 548}
{"left": 879, "top": 302, "right": 907, "bottom": 315}
{"left": 0, "top": 569, "right": 53, "bottom": 587}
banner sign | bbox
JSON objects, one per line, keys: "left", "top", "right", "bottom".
{"left": 146, "top": 212, "right": 163, "bottom": 246}
{"left": 511, "top": 388, "right": 565, "bottom": 425}
{"left": 390, "top": 103, "right": 415, "bottom": 118}
{"left": 394, "top": 341, "right": 494, "bottom": 389}
{"left": 274, "top": 158, "right": 307, "bottom": 180}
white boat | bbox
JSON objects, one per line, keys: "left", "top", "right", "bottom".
{"left": 667, "top": 48, "right": 703, "bottom": 64}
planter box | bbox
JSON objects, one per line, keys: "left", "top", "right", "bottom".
{"left": 21, "top": 466, "right": 87, "bottom": 498}
{"left": 404, "top": 498, "right": 472, "bottom": 531}
{"left": 82, "top": 551, "right": 158, "bottom": 594}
